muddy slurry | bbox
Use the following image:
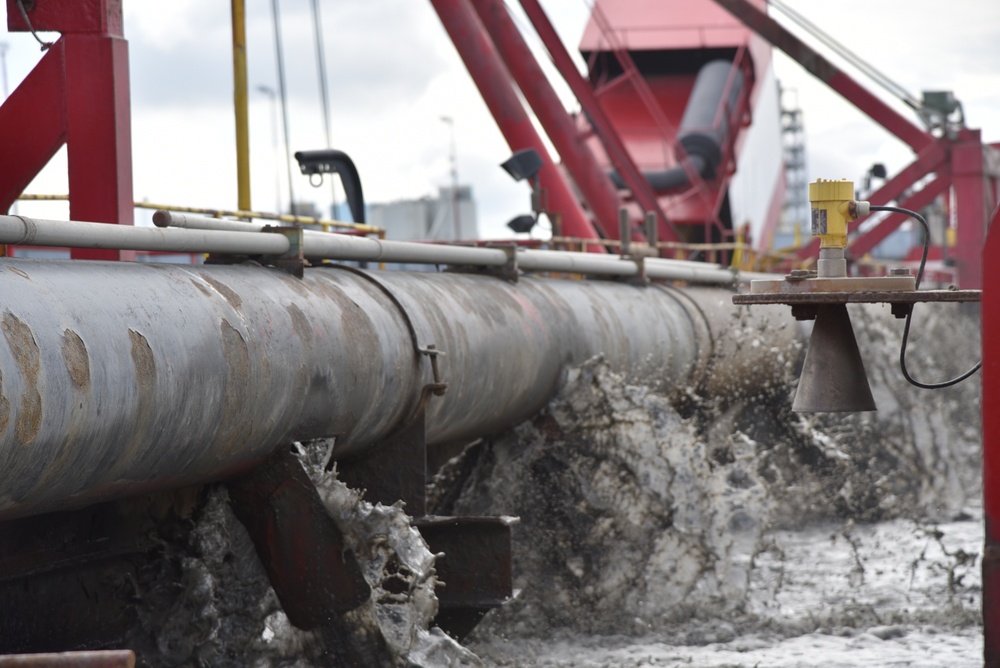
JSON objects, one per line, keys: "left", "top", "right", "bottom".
{"left": 123, "top": 463, "right": 483, "bottom": 667}
{"left": 119, "top": 301, "right": 981, "bottom": 666}
{"left": 448, "top": 302, "right": 982, "bottom": 665}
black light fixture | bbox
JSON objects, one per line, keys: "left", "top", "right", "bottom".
{"left": 501, "top": 148, "right": 546, "bottom": 234}
{"left": 506, "top": 214, "right": 537, "bottom": 234}
{"left": 500, "top": 148, "right": 544, "bottom": 183}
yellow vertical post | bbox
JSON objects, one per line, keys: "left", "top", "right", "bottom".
{"left": 232, "top": 0, "right": 252, "bottom": 212}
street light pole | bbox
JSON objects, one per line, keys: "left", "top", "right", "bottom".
{"left": 257, "top": 85, "right": 282, "bottom": 214}
{"left": 0, "top": 42, "right": 9, "bottom": 100}
{"left": 440, "top": 116, "right": 461, "bottom": 239}
{"left": 269, "top": 0, "right": 297, "bottom": 215}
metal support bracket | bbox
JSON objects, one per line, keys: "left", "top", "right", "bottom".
{"left": 338, "top": 408, "right": 430, "bottom": 515}
{"left": 624, "top": 253, "right": 649, "bottom": 285}
{"left": 227, "top": 449, "right": 395, "bottom": 665}
{"left": 413, "top": 515, "right": 514, "bottom": 640}
{"left": 446, "top": 244, "right": 519, "bottom": 282}
{"left": 335, "top": 409, "right": 514, "bottom": 641}
{"left": 735, "top": 288, "right": 981, "bottom": 321}
{"left": 227, "top": 449, "right": 373, "bottom": 623}
{"left": 610, "top": 208, "right": 649, "bottom": 285}
{"left": 418, "top": 344, "right": 447, "bottom": 392}
{"left": 261, "top": 225, "right": 305, "bottom": 278}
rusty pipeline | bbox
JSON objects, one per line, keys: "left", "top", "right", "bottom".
{"left": 0, "top": 259, "right": 795, "bottom": 521}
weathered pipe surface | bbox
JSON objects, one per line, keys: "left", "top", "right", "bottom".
{"left": 0, "top": 259, "right": 792, "bottom": 521}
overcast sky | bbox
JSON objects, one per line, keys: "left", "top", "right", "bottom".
{"left": 2, "top": 0, "right": 999, "bottom": 238}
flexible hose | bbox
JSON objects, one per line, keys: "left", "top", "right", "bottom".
{"left": 869, "top": 205, "right": 980, "bottom": 389}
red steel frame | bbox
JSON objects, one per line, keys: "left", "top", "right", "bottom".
{"left": 516, "top": 0, "right": 681, "bottom": 244}
{"left": 983, "top": 201, "right": 1000, "bottom": 666}
{"left": 577, "top": 0, "right": 731, "bottom": 237}
{"left": 429, "top": 0, "right": 603, "bottom": 245}
{"left": 1, "top": 0, "right": 134, "bottom": 261}
{"left": 437, "top": 0, "right": 760, "bottom": 249}
{"left": 468, "top": 0, "right": 626, "bottom": 241}
{"left": 711, "top": 0, "right": 1000, "bottom": 289}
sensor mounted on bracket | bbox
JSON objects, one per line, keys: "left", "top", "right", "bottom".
{"left": 733, "top": 178, "right": 981, "bottom": 412}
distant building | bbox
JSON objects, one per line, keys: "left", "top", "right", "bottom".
{"left": 289, "top": 201, "right": 321, "bottom": 220}
{"left": 369, "top": 186, "right": 478, "bottom": 242}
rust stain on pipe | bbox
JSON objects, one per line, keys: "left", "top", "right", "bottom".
{"left": 2, "top": 312, "right": 42, "bottom": 444}
{"left": 125, "top": 330, "right": 157, "bottom": 464}
{"left": 0, "top": 369, "right": 8, "bottom": 437}
{"left": 286, "top": 303, "right": 313, "bottom": 344}
{"left": 189, "top": 278, "right": 213, "bottom": 298}
{"left": 128, "top": 331, "right": 156, "bottom": 396}
{"left": 6, "top": 266, "right": 30, "bottom": 280}
{"left": 202, "top": 274, "right": 243, "bottom": 310}
{"left": 220, "top": 320, "right": 251, "bottom": 452}
{"left": 61, "top": 330, "right": 90, "bottom": 390}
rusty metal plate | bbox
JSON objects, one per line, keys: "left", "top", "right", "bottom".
{"left": 733, "top": 289, "right": 981, "bottom": 306}
{"left": 415, "top": 515, "right": 514, "bottom": 640}
{"left": 227, "top": 450, "right": 372, "bottom": 626}
{"left": 0, "top": 651, "right": 135, "bottom": 667}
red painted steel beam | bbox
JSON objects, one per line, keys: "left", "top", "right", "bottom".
{"left": 952, "top": 129, "right": 989, "bottom": 290}
{"left": 65, "top": 33, "right": 134, "bottom": 260}
{"left": 6, "top": 0, "right": 124, "bottom": 35}
{"left": 0, "top": 41, "right": 67, "bottom": 214}
{"left": 430, "top": 0, "right": 603, "bottom": 245}
{"left": 469, "top": 0, "right": 625, "bottom": 240}
{"left": 983, "top": 199, "right": 1000, "bottom": 666}
{"left": 796, "top": 143, "right": 948, "bottom": 259}
{"left": 516, "top": 0, "right": 681, "bottom": 243}
{"left": 848, "top": 173, "right": 950, "bottom": 259}
{"left": 710, "top": 0, "right": 934, "bottom": 154}
{"left": 5, "top": 0, "right": 132, "bottom": 261}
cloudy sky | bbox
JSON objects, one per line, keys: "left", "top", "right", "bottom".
{"left": 2, "top": 0, "right": 999, "bottom": 238}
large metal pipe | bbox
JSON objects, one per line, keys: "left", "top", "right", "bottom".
{"left": 0, "top": 258, "right": 792, "bottom": 522}
{"left": 428, "top": 0, "right": 603, "bottom": 244}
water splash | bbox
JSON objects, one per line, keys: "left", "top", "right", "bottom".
{"left": 445, "top": 302, "right": 981, "bottom": 661}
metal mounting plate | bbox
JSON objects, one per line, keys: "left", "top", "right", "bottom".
{"left": 733, "top": 289, "right": 981, "bottom": 306}
{"left": 747, "top": 275, "right": 915, "bottom": 295}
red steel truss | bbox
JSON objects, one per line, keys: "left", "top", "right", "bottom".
{"left": 1, "top": 0, "right": 134, "bottom": 261}
{"left": 429, "top": 0, "right": 603, "bottom": 244}
{"left": 711, "top": 0, "right": 1000, "bottom": 289}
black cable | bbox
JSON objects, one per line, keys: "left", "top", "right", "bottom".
{"left": 16, "top": 0, "right": 53, "bottom": 51}
{"left": 869, "top": 205, "right": 981, "bottom": 389}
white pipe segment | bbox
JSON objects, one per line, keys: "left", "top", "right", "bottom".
{"left": 0, "top": 215, "right": 289, "bottom": 255}
{"left": 3, "top": 212, "right": 765, "bottom": 286}
{"left": 154, "top": 211, "right": 745, "bottom": 284}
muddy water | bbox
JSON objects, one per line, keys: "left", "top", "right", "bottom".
{"left": 455, "top": 301, "right": 983, "bottom": 666}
